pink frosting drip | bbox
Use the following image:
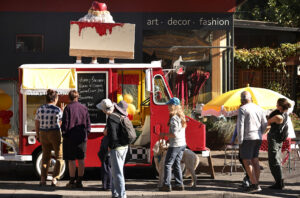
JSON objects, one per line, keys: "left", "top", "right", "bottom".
{"left": 71, "top": 21, "right": 124, "bottom": 37}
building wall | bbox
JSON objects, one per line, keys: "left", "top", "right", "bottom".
{"left": 0, "top": 12, "right": 144, "bottom": 78}
{"left": 1, "top": 0, "right": 237, "bottom": 13}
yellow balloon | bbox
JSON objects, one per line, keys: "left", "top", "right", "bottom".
{"left": 127, "top": 103, "right": 136, "bottom": 115}
{"left": 0, "top": 93, "right": 12, "bottom": 110}
{"left": 124, "top": 94, "right": 133, "bottom": 104}
{"left": 117, "top": 94, "right": 123, "bottom": 103}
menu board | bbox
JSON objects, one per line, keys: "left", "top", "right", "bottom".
{"left": 77, "top": 72, "right": 107, "bottom": 124}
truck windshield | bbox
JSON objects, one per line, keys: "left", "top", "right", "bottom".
{"left": 153, "top": 74, "right": 170, "bottom": 105}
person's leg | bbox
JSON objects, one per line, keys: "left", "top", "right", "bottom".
{"left": 68, "top": 160, "right": 76, "bottom": 177}
{"left": 39, "top": 131, "right": 51, "bottom": 183}
{"left": 268, "top": 135, "right": 283, "bottom": 188}
{"left": 75, "top": 159, "right": 85, "bottom": 187}
{"left": 239, "top": 152, "right": 250, "bottom": 180}
{"left": 110, "top": 147, "right": 128, "bottom": 198}
{"left": 252, "top": 140, "right": 262, "bottom": 184}
{"left": 242, "top": 159, "right": 257, "bottom": 185}
{"left": 102, "top": 156, "right": 112, "bottom": 190}
{"left": 251, "top": 158, "right": 260, "bottom": 183}
{"left": 75, "top": 141, "right": 87, "bottom": 187}
{"left": 162, "top": 147, "right": 178, "bottom": 188}
{"left": 172, "top": 146, "right": 185, "bottom": 187}
{"left": 49, "top": 130, "right": 63, "bottom": 182}
{"left": 77, "top": 159, "right": 85, "bottom": 177}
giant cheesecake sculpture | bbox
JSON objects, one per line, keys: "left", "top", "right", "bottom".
{"left": 69, "top": 2, "right": 135, "bottom": 62}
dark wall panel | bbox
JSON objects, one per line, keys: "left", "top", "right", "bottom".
{"left": 0, "top": 12, "right": 143, "bottom": 78}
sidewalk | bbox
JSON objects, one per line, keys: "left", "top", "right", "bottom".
{"left": 0, "top": 171, "right": 299, "bottom": 198}
{"left": 0, "top": 151, "right": 299, "bottom": 198}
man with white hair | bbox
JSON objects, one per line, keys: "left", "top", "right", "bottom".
{"left": 237, "top": 91, "right": 267, "bottom": 193}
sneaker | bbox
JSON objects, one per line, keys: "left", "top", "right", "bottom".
{"left": 66, "top": 182, "right": 76, "bottom": 188}
{"left": 268, "top": 182, "right": 283, "bottom": 190}
{"left": 244, "top": 184, "right": 262, "bottom": 193}
{"left": 159, "top": 185, "right": 171, "bottom": 192}
{"left": 242, "top": 176, "right": 250, "bottom": 188}
{"left": 76, "top": 182, "right": 83, "bottom": 188}
{"left": 173, "top": 185, "right": 184, "bottom": 191}
{"left": 39, "top": 181, "right": 46, "bottom": 186}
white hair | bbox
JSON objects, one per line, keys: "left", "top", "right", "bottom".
{"left": 241, "top": 91, "right": 252, "bottom": 103}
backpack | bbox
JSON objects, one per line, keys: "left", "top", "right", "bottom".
{"left": 112, "top": 113, "right": 137, "bottom": 145}
{"left": 277, "top": 113, "right": 289, "bottom": 142}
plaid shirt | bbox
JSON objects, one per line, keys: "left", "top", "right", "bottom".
{"left": 35, "top": 104, "right": 63, "bottom": 131}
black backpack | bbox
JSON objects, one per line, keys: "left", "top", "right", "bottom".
{"left": 112, "top": 113, "right": 137, "bottom": 145}
{"left": 277, "top": 113, "right": 289, "bottom": 142}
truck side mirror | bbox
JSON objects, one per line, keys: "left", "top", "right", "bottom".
{"left": 145, "top": 69, "right": 151, "bottom": 92}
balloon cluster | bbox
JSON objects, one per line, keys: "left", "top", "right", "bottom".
{"left": 117, "top": 93, "right": 136, "bottom": 120}
{"left": 0, "top": 90, "right": 13, "bottom": 137}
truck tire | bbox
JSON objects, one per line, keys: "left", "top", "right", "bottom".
{"left": 33, "top": 151, "right": 67, "bottom": 180}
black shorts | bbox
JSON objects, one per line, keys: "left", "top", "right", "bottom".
{"left": 63, "top": 138, "right": 87, "bottom": 160}
{"left": 239, "top": 140, "right": 262, "bottom": 160}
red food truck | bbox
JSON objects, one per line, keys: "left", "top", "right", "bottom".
{"left": 0, "top": 61, "right": 206, "bottom": 179}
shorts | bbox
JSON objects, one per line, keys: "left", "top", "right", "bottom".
{"left": 63, "top": 138, "right": 87, "bottom": 160}
{"left": 239, "top": 140, "right": 262, "bottom": 160}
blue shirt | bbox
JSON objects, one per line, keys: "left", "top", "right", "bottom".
{"left": 35, "top": 104, "right": 63, "bottom": 131}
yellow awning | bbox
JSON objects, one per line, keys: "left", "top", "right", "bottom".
{"left": 21, "top": 69, "right": 76, "bottom": 95}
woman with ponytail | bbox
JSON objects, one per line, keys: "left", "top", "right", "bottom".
{"left": 267, "top": 98, "right": 291, "bottom": 190}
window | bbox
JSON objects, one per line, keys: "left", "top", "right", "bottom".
{"left": 143, "top": 29, "right": 233, "bottom": 115}
{"left": 25, "top": 95, "right": 46, "bottom": 133}
{"left": 153, "top": 75, "right": 171, "bottom": 104}
{"left": 16, "top": 34, "right": 44, "bottom": 53}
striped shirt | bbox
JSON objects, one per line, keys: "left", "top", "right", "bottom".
{"left": 35, "top": 104, "right": 63, "bottom": 131}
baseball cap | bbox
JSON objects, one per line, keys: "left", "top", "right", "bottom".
{"left": 166, "top": 97, "right": 180, "bottom": 106}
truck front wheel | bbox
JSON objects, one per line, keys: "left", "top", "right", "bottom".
{"left": 33, "top": 151, "right": 67, "bottom": 180}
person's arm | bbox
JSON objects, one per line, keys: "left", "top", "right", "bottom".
{"left": 267, "top": 115, "right": 283, "bottom": 125}
{"left": 261, "top": 110, "right": 268, "bottom": 133}
{"left": 237, "top": 108, "right": 245, "bottom": 144}
{"left": 107, "top": 118, "right": 118, "bottom": 149}
{"left": 34, "top": 108, "right": 40, "bottom": 141}
{"left": 103, "top": 128, "right": 107, "bottom": 136}
{"left": 61, "top": 107, "right": 69, "bottom": 137}
{"left": 160, "top": 117, "right": 178, "bottom": 139}
{"left": 230, "top": 127, "right": 237, "bottom": 145}
{"left": 35, "top": 120, "right": 40, "bottom": 142}
{"left": 86, "top": 109, "right": 91, "bottom": 133}
{"left": 58, "top": 109, "right": 63, "bottom": 127}
{"left": 161, "top": 132, "right": 176, "bottom": 138}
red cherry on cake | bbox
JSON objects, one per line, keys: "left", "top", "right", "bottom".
{"left": 92, "top": 1, "right": 107, "bottom": 11}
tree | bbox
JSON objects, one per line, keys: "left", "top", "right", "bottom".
{"left": 235, "top": 0, "right": 300, "bottom": 27}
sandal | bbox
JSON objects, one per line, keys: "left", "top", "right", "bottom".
{"left": 39, "top": 181, "right": 46, "bottom": 186}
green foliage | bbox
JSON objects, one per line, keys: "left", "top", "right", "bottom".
{"left": 266, "top": 81, "right": 290, "bottom": 97}
{"left": 290, "top": 113, "right": 300, "bottom": 130}
{"left": 204, "top": 117, "right": 236, "bottom": 149}
{"left": 234, "top": 43, "right": 297, "bottom": 72}
{"left": 236, "top": 0, "right": 300, "bottom": 27}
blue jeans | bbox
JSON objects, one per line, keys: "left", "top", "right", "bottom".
{"left": 110, "top": 146, "right": 128, "bottom": 198}
{"left": 163, "top": 145, "right": 186, "bottom": 187}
